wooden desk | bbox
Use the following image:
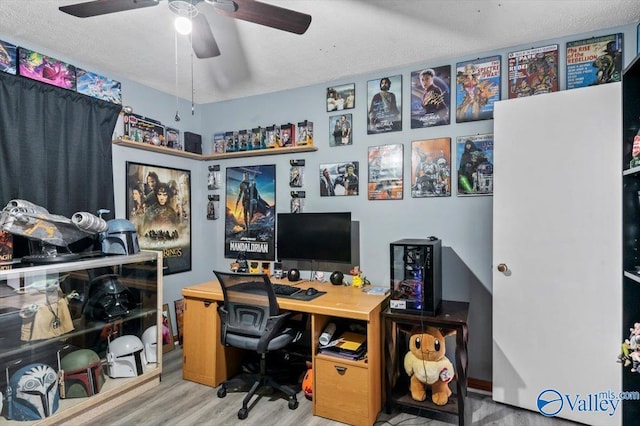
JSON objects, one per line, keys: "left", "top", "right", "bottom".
{"left": 181, "top": 279, "right": 389, "bottom": 426}
{"left": 383, "top": 301, "right": 470, "bottom": 425}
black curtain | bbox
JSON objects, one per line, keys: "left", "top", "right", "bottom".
{"left": 0, "top": 72, "right": 120, "bottom": 218}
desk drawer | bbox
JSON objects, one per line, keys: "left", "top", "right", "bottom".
{"left": 315, "top": 357, "right": 369, "bottom": 424}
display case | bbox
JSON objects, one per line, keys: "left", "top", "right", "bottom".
{"left": 0, "top": 251, "right": 162, "bottom": 425}
{"left": 622, "top": 54, "right": 640, "bottom": 424}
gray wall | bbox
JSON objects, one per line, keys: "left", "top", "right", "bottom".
{"left": 3, "top": 22, "right": 637, "bottom": 383}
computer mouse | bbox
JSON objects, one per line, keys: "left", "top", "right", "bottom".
{"left": 305, "top": 287, "right": 318, "bottom": 296}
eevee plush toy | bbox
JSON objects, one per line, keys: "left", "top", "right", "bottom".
{"left": 403, "top": 326, "right": 455, "bottom": 405}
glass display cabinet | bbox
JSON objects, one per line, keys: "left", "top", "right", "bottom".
{"left": 0, "top": 251, "right": 162, "bottom": 425}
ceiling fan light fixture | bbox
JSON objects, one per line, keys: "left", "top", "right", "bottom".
{"left": 174, "top": 16, "right": 192, "bottom": 35}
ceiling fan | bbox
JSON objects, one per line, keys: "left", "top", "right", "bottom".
{"left": 59, "top": 0, "right": 312, "bottom": 59}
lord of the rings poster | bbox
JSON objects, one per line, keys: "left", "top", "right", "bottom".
{"left": 225, "top": 164, "right": 276, "bottom": 261}
{"left": 126, "top": 162, "right": 191, "bottom": 275}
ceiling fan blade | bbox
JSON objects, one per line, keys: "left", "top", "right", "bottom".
{"left": 214, "top": 0, "right": 311, "bottom": 35}
{"left": 191, "top": 13, "right": 221, "bottom": 58}
{"left": 59, "top": 0, "right": 160, "bottom": 18}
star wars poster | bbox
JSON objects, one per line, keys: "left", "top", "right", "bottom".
{"left": 455, "top": 56, "right": 501, "bottom": 122}
{"left": 126, "top": 162, "right": 191, "bottom": 275}
{"left": 368, "top": 144, "right": 403, "bottom": 200}
{"left": 410, "top": 65, "right": 451, "bottom": 128}
{"left": 566, "top": 33, "right": 623, "bottom": 89}
{"left": 320, "top": 162, "right": 360, "bottom": 197}
{"left": 225, "top": 165, "right": 276, "bottom": 261}
{"left": 411, "top": 138, "right": 451, "bottom": 198}
{"left": 367, "top": 75, "right": 402, "bottom": 134}
{"left": 456, "top": 134, "right": 494, "bottom": 196}
{"left": 507, "top": 44, "right": 558, "bottom": 98}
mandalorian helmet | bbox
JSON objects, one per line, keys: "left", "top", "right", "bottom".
{"left": 106, "top": 335, "right": 145, "bottom": 378}
{"left": 83, "top": 274, "right": 137, "bottom": 322}
{"left": 100, "top": 218, "right": 140, "bottom": 255}
{"left": 141, "top": 325, "right": 158, "bottom": 364}
{"left": 7, "top": 363, "right": 59, "bottom": 421}
{"left": 60, "top": 349, "right": 105, "bottom": 398}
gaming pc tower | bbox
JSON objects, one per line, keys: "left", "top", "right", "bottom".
{"left": 389, "top": 238, "right": 442, "bottom": 316}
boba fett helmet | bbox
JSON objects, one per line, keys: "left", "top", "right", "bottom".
{"left": 59, "top": 349, "right": 105, "bottom": 398}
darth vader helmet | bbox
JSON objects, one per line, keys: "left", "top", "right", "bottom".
{"left": 83, "top": 274, "right": 137, "bottom": 322}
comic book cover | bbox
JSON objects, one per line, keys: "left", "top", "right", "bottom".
{"left": 507, "top": 44, "right": 558, "bottom": 98}
{"left": 0, "top": 39, "right": 17, "bottom": 75}
{"left": 18, "top": 47, "right": 76, "bottom": 90}
{"left": 367, "top": 144, "right": 403, "bottom": 200}
{"left": 411, "top": 138, "right": 451, "bottom": 198}
{"left": 566, "top": 33, "right": 623, "bottom": 89}
{"left": 410, "top": 65, "right": 451, "bottom": 128}
{"left": 296, "top": 120, "right": 313, "bottom": 146}
{"left": 212, "top": 132, "right": 225, "bottom": 153}
{"left": 455, "top": 56, "right": 501, "bottom": 122}
{"left": 367, "top": 75, "right": 402, "bottom": 134}
{"left": 280, "top": 123, "right": 295, "bottom": 147}
{"left": 0, "top": 231, "right": 13, "bottom": 269}
{"left": 456, "top": 134, "right": 494, "bottom": 196}
{"left": 76, "top": 68, "right": 122, "bottom": 105}
{"left": 225, "top": 165, "right": 276, "bottom": 260}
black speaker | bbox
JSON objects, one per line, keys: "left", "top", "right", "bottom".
{"left": 287, "top": 268, "right": 300, "bottom": 282}
{"left": 184, "top": 131, "right": 202, "bottom": 154}
{"left": 330, "top": 271, "right": 344, "bottom": 285}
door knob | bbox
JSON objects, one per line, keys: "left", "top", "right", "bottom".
{"left": 497, "top": 263, "right": 508, "bottom": 273}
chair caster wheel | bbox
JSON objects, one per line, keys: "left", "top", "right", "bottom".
{"left": 217, "top": 386, "right": 227, "bottom": 398}
{"left": 288, "top": 398, "right": 299, "bottom": 410}
{"left": 238, "top": 408, "right": 248, "bottom": 419}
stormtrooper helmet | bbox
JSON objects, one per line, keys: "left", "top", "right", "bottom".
{"left": 7, "top": 363, "right": 59, "bottom": 421}
{"left": 100, "top": 218, "right": 140, "bottom": 255}
{"left": 141, "top": 325, "right": 158, "bottom": 364}
{"left": 106, "top": 335, "right": 144, "bottom": 378}
{"left": 59, "top": 349, "right": 105, "bottom": 398}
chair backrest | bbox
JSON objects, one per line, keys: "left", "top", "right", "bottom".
{"left": 213, "top": 270, "right": 280, "bottom": 339}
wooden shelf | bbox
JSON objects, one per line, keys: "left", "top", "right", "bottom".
{"left": 113, "top": 138, "right": 318, "bottom": 161}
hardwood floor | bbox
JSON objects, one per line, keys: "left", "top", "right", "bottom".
{"left": 84, "top": 348, "right": 580, "bottom": 426}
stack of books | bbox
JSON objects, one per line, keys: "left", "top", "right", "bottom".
{"left": 319, "top": 331, "right": 367, "bottom": 360}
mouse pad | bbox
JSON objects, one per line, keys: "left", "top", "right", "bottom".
{"left": 279, "top": 290, "right": 326, "bottom": 301}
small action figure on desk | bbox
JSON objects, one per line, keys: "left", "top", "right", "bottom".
{"left": 349, "top": 266, "right": 370, "bottom": 288}
{"left": 404, "top": 326, "right": 455, "bottom": 406}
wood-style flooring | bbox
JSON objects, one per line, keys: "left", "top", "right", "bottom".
{"left": 84, "top": 348, "right": 580, "bottom": 425}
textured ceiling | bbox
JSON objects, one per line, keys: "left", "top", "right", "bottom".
{"left": 1, "top": 0, "right": 639, "bottom": 104}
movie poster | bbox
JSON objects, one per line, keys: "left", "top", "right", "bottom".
{"left": 566, "top": 33, "right": 623, "bottom": 89}
{"left": 455, "top": 56, "right": 501, "bottom": 122}
{"left": 126, "top": 162, "right": 191, "bottom": 275}
{"left": 225, "top": 165, "right": 276, "bottom": 261}
{"left": 368, "top": 144, "right": 403, "bottom": 200}
{"left": 367, "top": 75, "right": 402, "bottom": 134}
{"left": 411, "top": 138, "right": 451, "bottom": 198}
{"left": 507, "top": 44, "right": 558, "bottom": 98}
{"left": 410, "top": 65, "right": 451, "bottom": 128}
{"left": 456, "top": 134, "right": 494, "bottom": 196}
{"left": 320, "top": 161, "right": 360, "bottom": 197}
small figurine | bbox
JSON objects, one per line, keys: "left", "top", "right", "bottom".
{"left": 350, "top": 266, "right": 369, "bottom": 288}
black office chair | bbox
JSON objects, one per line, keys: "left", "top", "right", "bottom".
{"left": 213, "top": 270, "right": 301, "bottom": 420}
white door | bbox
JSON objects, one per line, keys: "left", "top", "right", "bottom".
{"left": 492, "top": 83, "right": 621, "bottom": 425}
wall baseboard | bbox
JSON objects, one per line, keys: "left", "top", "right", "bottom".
{"left": 468, "top": 378, "right": 492, "bottom": 393}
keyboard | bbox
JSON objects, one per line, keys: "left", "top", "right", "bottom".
{"left": 272, "top": 283, "right": 300, "bottom": 296}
